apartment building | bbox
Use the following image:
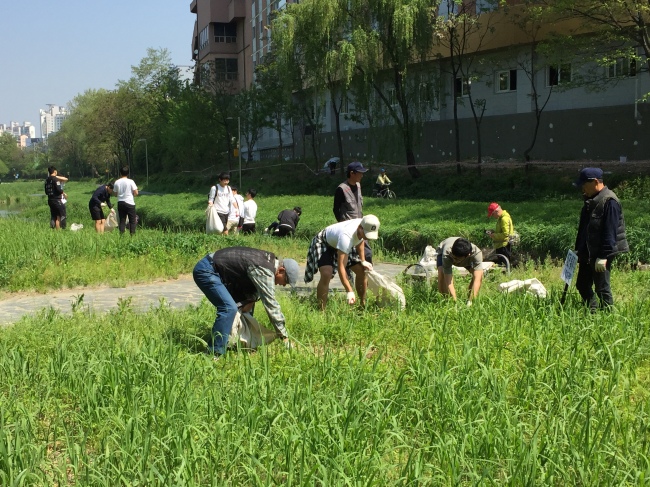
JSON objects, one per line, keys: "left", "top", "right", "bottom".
{"left": 190, "top": 1, "right": 650, "bottom": 162}
{"left": 39, "top": 105, "right": 68, "bottom": 143}
{"left": 0, "top": 122, "right": 36, "bottom": 147}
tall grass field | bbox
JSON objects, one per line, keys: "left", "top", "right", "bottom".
{"left": 1, "top": 165, "right": 650, "bottom": 484}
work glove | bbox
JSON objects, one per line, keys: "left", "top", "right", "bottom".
{"left": 346, "top": 291, "right": 356, "bottom": 305}
{"left": 466, "top": 300, "right": 472, "bottom": 307}
{"left": 361, "top": 261, "right": 373, "bottom": 272}
{"left": 595, "top": 258, "right": 607, "bottom": 272}
{"left": 110, "top": 208, "right": 115, "bottom": 213}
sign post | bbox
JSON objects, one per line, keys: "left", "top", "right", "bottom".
{"left": 560, "top": 249, "right": 578, "bottom": 305}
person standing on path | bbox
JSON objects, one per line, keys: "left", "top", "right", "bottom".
{"left": 304, "top": 215, "right": 380, "bottom": 310}
{"left": 89, "top": 183, "right": 115, "bottom": 233}
{"left": 574, "top": 167, "right": 629, "bottom": 311}
{"left": 193, "top": 246, "right": 299, "bottom": 357}
{"left": 241, "top": 188, "right": 258, "bottom": 234}
{"left": 113, "top": 166, "right": 139, "bottom": 235}
{"left": 333, "top": 161, "right": 373, "bottom": 296}
{"left": 486, "top": 202, "right": 514, "bottom": 262}
{"left": 44, "top": 165, "right": 67, "bottom": 230}
{"left": 436, "top": 237, "right": 484, "bottom": 305}
{"left": 208, "top": 172, "right": 239, "bottom": 235}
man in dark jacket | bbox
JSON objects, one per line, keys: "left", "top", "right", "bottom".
{"left": 44, "top": 165, "right": 67, "bottom": 230}
{"left": 88, "top": 183, "right": 115, "bottom": 233}
{"left": 192, "top": 247, "right": 300, "bottom": 357}
{"left": 574, "top": 167, "right": 629, "bottom": 311}
{"left": 267, "top": 207, "right": 302, "bottom": 237}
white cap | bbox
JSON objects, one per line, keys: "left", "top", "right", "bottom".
{"left": 361, "top": 214, "right": 380, "bottom": 240}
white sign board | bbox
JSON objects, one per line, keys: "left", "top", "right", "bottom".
{"left": 560, "top": 250, "right": 578, "bottom": 285}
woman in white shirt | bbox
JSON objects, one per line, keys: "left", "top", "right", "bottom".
{"left": 208, "top": 172, "right": 238, "bottom": 235}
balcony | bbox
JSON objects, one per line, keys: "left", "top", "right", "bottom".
{"left": 228, "top": 0, "right": 245, "bottom": 21}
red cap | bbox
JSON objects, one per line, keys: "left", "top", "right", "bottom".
{"left": 487, "top": 202, "right": 499, "bottom": 217}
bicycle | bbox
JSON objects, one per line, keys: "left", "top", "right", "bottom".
{"left": 372, "top": 183, "right": 397, "bottom": 199}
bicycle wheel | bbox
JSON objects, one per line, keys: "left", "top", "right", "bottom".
{"left": 387, "top": 190, "right": 396, "bottom": 199}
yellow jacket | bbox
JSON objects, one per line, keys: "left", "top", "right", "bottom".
{"left": 493, "top": 210, "right": 514, "bottom": 249}
{"left": 376, "top": 174, "right": 391, "bottom": 185}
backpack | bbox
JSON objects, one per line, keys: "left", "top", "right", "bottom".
{"left": 44, "top": 177, "right": 55, "bottom": 197}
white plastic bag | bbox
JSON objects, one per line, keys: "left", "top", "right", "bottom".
{"left": 228, "top": 311, "right": 277, "bottom": 350}
{"left": 206, "top": 205, "right": 224, "bottom": 234}
{"left": 498, "top": 278, "right": 547, "bottom": 298}
{"left": 366, "top": 270, "right": 406, "bottom": 310}
{"left": 105, "top": 211, "right": 118, "bottom": 232}
{"left": 70, "top": 223, "right": 84, "bottom": 231}
{"left": 417, "top": 245, "right": 438, "bottom": 275}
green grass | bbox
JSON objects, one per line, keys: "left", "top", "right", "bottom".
{"left": 3, "top": 171, "right": 650, "bottom": 484}
{"left": 2, "top": 288, "right": 650, "bottom": 484}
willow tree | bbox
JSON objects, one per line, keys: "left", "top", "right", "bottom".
{"left": 275, "top": 0, "right": 441, "bottom": 177}
{"left": 274, "top": 0, "right": 356, "bottom": 168}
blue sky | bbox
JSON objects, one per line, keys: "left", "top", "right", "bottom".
{"left": 0, "top": 1, "right": 195, "bottom": 135}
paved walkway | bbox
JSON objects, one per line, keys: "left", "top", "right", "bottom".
{"left": 0, "top": 263, "right": 408, "bottom": 326}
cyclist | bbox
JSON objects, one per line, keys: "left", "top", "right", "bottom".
{"left": 374, "top": 168, "right": 391, "bottom": 196}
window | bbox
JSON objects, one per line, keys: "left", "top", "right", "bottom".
{"left": 547, "top": 64, "right": 571, "bottom": 86}
{"left": 496, "top": 70, "right": 517, "bottom": 92}
{"left": 200, "top": 63, "right": 211, "bottom": 85}
{"left": 215, "top": 58, "right": 238, "bottom": 81}
{"left": 388, "top": 88, "right": 397, "bottom": 106}
{"left": 419, "top": 82, "right": 438, "bottom": 108}
{"left": 340, "top": 96, "right": 350, "bottom": 114}
{"left": 214, "top": 23, "right": 237, "bottom": 43}
{"left": 199, "top": 26, "right": 209, "bottom": 50}
{"left": 607, "top": 58, "right": 636, "bottom": 78}
{"left": 454, "top": 76, "right": 470, "bottom": 97}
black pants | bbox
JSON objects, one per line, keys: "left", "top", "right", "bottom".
{"left": 48, "top": 200, "right": 66, "bottom": 229}
{"left": 576, "top": 256, "right": 613, "bottom": 311}
{"left": 495, "top": 244, "right": 512, "bottom": 262}
{"left": 241, "top": 223, "right": 256, "bottom": 234}
{"left": 118, "top": 201, "right": 137, "bottom": 235}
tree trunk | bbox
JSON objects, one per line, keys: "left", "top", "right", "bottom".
{"left": 332, "top": 97, "right": 344, "bottom": 169}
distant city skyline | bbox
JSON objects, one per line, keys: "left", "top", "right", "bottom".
{"left": 0, "top": 1, "right": 195, "bottom": 136}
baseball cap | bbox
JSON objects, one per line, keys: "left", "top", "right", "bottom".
{"left": 280, "top": 258, "right": 300, "bottom": 288}
{"left": 360, "top": 214, "right": 380, "bottom": 240}
{"left": 347, "top": 161, "right": 368, "bottom": 173}
{"left": 487, "top": 202, "right": 500, "bottom": 217}
{"left": 574, "top": 167, "right": 603, "bottom": 186}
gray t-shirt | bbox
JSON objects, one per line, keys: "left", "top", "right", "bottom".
{"left": 438, "top": 237, "right": 483, "bottom": 275}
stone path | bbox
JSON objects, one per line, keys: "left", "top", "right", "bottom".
{"left": 0, "top": 263, "right": 408, "bottom": 326}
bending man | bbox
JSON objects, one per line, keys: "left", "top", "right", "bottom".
{"left": 305, "top": 215, "right": 380, "bottom": 310}
{"left": 437, "top": 237, "right": 484, "bottom": 305}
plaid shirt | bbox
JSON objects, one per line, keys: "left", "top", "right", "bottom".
{"left": 304, "top": 230, "right": 336, "bottom": 283}
{"left": 247, "top": 264, "right": 288, "bottom": 338}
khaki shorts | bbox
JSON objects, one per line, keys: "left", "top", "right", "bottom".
{"left": 226, "top": 220, "right": 239, "bottom": 233}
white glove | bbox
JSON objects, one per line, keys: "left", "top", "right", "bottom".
{"left": 346, "top": 291, "right": 356, "bottom": 305}
{"left": 361, "top": 261, "right": 373, "bottom": 272}
{"left": 110, "top": 208, "right": 115, "bottom": 213}
{"left": 595, "top": 258, "right": 607, "bottom": 272}
{"left": 466, "top": 300, "right": 472, "bottom": 307}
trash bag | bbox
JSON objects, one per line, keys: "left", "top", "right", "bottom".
{"left": 498, "top": 278, "right": 547, "bottom": 298}
{"left": 206, "top": 205, "right": 224, "bottom": 234}
{"left": 366, "top": 270, "right": 406, "bottom": 310}
{"left": 417, "top": 245, "right": 438, "bottom": 275}
{"left": 228, "top": 311, "right": 277, "bottom": 350}
{"left": 105, "top": 211, "right": 118, "bottom": 232}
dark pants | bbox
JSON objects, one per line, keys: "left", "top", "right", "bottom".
{"left": 241, "top": 223, "right": 256, "bottom": 234}
{"left": 576, "top": 256, "right": 614, "bottom": 311}
{"left": 48, "top": 200, "right": 66, "bottom": 229}
{"left": 118, "top": 201, "right": 137, "bottom": 235}
{"left": 496, "top": 244, "right": 512, "bottom": 262}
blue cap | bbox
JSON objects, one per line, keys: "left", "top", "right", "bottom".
{"left": 347, "top": 161, "right": 368, "bottom": 173}
{"left": 380, "top": 168, "right": 385, "bottom": 172}
{"left": 574, "top": 167, "right": 603, "bottom": 186}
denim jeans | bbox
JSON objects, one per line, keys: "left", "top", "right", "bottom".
{"left": 192, "top": 256, "right": 238, "bottom": 354}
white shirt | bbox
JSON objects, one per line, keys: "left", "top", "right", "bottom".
{"left": 210, "top": 184, "right": 236, "bottom": 214}
{"left": 243, "top": 199, "right": 257, "bottom": 224}
{"left": 325, "top": 218, "right": 363, "bottom": 254}
{"left": 114, "top": 177, "right": 138, "bottom": 205}
{"left": 229, "top": 194, "right": 244, "bottom": 221}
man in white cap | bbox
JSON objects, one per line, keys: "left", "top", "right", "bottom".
{"left": 304, "top": 215, "right": 380, "bottom": 310}
{"left": 574, "top": 167, "right": 628, "bottom": 311}
{"left": 193, "top": 246, "right": 299, "bottom": 357}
